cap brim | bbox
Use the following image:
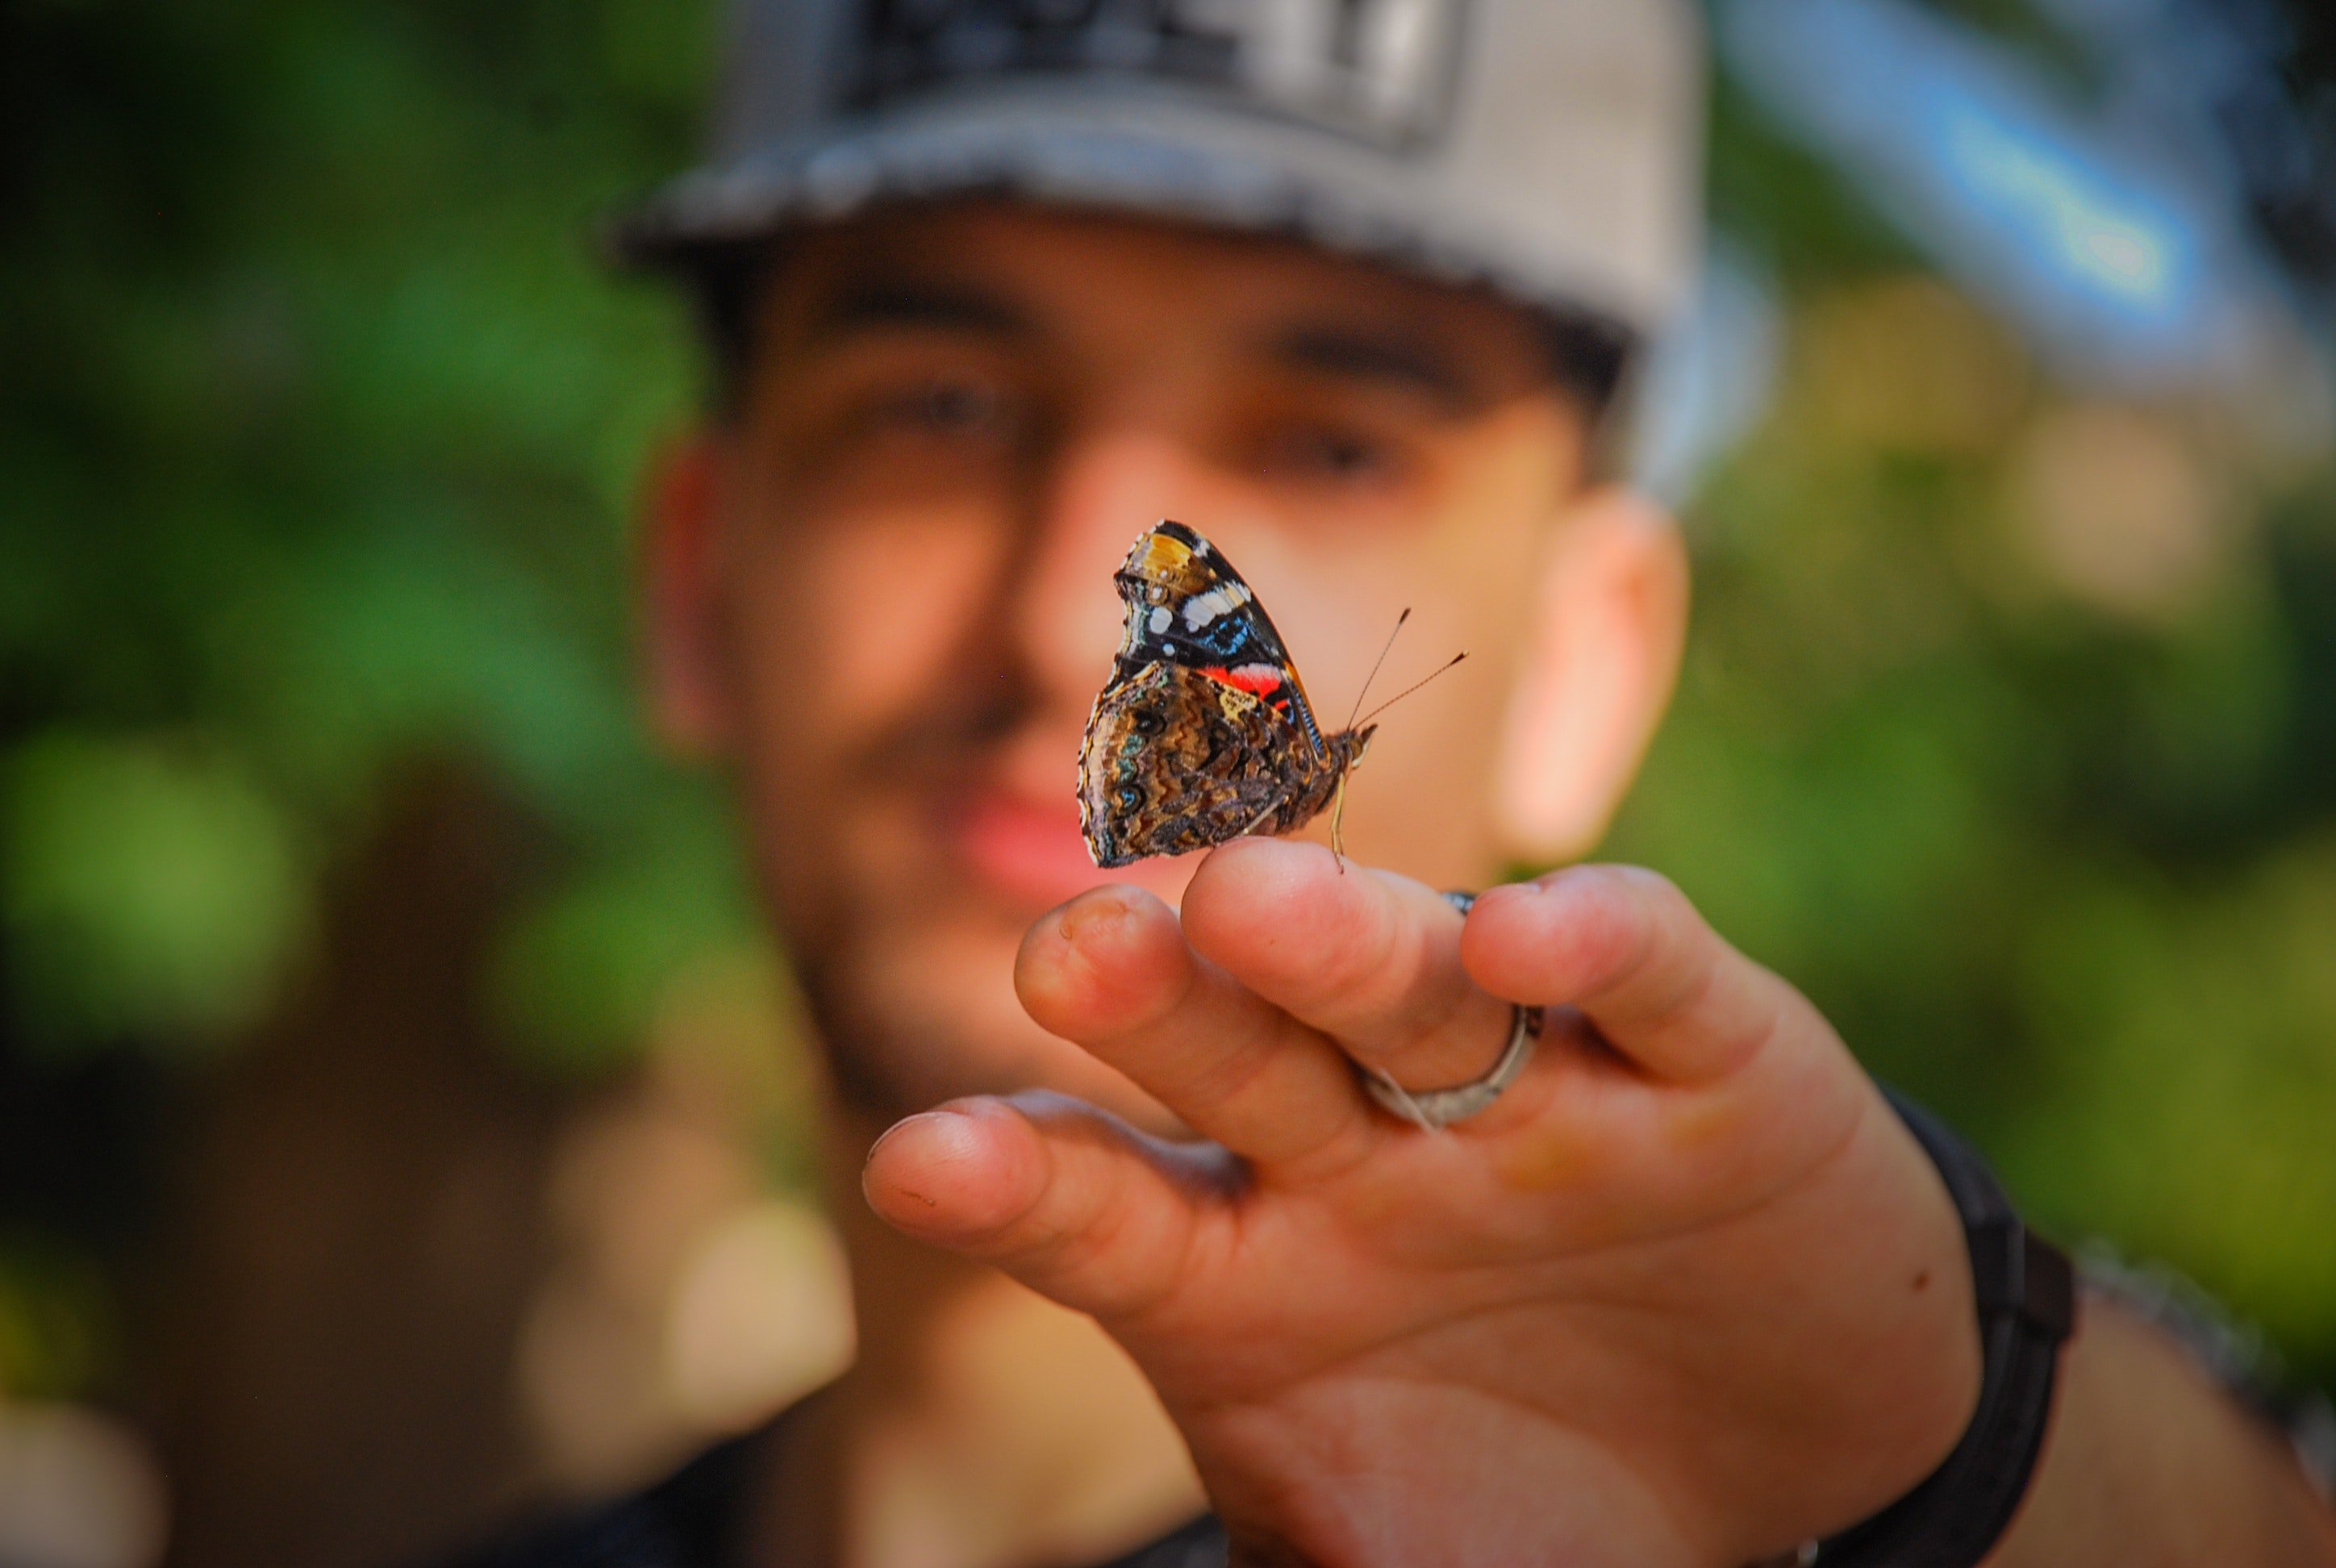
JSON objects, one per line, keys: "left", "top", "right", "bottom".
{"left": 607, "top": 86, "right": 1641, "bottom": 336}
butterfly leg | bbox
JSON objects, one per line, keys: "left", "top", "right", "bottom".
{"left": 1237, "top": 793, "right": 1287, "bottom": 840}
{"left": 1328, "top": 770, "right": 1349, "bottom": 874}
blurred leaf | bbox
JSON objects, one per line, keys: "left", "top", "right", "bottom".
{"left": 2, "top": 733, "right": 311, "bottom": 1050}
{"left": 489, "top": 791, "right": 758, "bottom": 1078}
{"left": 2001, "top": 837, "right": 2336, "bottom": 1367}
{"left": 0, "top": 1236, "right": 114, "bottom": 1400}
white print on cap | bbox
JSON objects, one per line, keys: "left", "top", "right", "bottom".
{"left": 852, "top": 0, "right": 1469, "bottom": 148}
{"left": 1248, "top": 0, "right": 1458, "bottom": 135}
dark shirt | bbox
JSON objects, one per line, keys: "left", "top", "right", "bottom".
{"left": 448, "top": 1411, "right": 1226, "bottom": 1568}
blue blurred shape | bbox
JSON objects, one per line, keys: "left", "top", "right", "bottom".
{"left": 1717, "top": 0, "right": 2248, "bottom": 385}
{"left": 1943, "top": 103, "right": 2191, "bottom": 321}
{"left": 1632, "top": 238, "right": 1783, "bottom": 506}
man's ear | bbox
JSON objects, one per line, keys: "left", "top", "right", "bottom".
{"left": 641, "top": 432, "right": 737, "bottom": 757}
{"left": 1493, "top": 487, "right": 1690, "bottom": 863}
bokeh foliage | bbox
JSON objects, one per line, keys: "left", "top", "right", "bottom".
{"left": 3, "top": 0, "right": 2333, "bottom": 1416}
{"left": 1, "top": 0, "right": 751, "bottom": 1070}
{"left": 1, "top": 0, "right": 755, "bottom": 1402}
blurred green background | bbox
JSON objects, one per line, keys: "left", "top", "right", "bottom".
{"left": 2, "top": 1, "right": 2332, "bottom": 1564}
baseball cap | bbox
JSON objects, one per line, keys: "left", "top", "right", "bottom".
{"left": 612, "top": 0, "right": 1706, "bottom": 341}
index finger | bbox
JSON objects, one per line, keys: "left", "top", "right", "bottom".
{"left": 1178, "top": 838, "right": 1517, "bottom": 1098}
{"left": 1458, "top": 865, "right": 1828, "bottom": 1084}
{"left": 1016, "top": 884, "right": 1379, "bottom": 1173}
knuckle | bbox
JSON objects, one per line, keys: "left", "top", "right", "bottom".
{"left": 1171, "top": 1017, "right": 1287, "bottom": 1108}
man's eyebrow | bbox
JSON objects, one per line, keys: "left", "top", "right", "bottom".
{"left": 1266, "top": 323, "right": 1474, "bottom": 408}
{"left": 809, "top": 280, "right": 1035, "bottom": 342}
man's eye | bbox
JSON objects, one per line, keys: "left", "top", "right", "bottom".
{"left": 1267, "top": 425, "right": 1403, "bottom": 485}
{"left": 874, "top": 379, "right": 1012, "bottom": 436}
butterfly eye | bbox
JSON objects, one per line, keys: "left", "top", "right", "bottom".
{"left": 1132, "top": 709, "right": 1165, "bottom": 736}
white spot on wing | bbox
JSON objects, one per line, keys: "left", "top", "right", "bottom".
{"left": 1182, "top": 583, "right": 1251, "bottom": 630}
{"left": 1148, "top": 606, "right": 1170, "bottom": 635}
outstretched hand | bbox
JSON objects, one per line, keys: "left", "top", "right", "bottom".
{"left": 862, "top": 839, "right": 1982, "bottom": 1568}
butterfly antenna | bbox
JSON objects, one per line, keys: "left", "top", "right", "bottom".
{"left": 1345, "top": 608, "right": 1412, "bottom": 732}
{"left": 1354, "top": 650, "right": 1468, "bottom": 728}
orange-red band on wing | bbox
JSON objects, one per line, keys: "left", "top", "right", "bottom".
{"left": 1200, "top": 664, "right": 1286, "bottom": 696}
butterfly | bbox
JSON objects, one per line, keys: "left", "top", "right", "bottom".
{"left": 1078, "top": 520, "right": 1458, "bottom": 869}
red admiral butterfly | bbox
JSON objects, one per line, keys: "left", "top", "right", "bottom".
{"left": 1078, "top": 521, "right": 1458, "bottom": 869}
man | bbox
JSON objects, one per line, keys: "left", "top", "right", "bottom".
{"left": 477, "top": 1, "right": 2336, "bottom": 1563}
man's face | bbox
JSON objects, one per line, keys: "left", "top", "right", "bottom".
{"left": 697, "top": 202, "right": 1592, "bottom": 1122}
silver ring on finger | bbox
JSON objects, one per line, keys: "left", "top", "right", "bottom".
{"left": 1357, "top": 889, "right": 1544, "bottom": 1131}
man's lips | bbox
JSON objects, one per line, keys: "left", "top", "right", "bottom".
{"left": 947, "top": 790, "right": 1195, "bottom": 911}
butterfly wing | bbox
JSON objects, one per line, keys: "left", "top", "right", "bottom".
{"left": 1103, "top": 520, "right": 1331, "bottom": 756}
{"left": 1079, "top": 661, "right": 1319, "bottom": 867}
{"left": 1078, "top": 522, "right": 1341, "bottom": 867}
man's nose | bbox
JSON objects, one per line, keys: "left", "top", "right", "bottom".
{"left": 1007, "top": 426, "right": 1244, "bottom": 703}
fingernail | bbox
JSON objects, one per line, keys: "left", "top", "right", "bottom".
{"left": 1057, "top": 890, "right": 1134, "bottom": 945}
{"left": 864, "top": 1118, "right": 911, "bottom": 1168}
{"left": 865, "top": 1105, "right": 970, "bottom": 1168}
